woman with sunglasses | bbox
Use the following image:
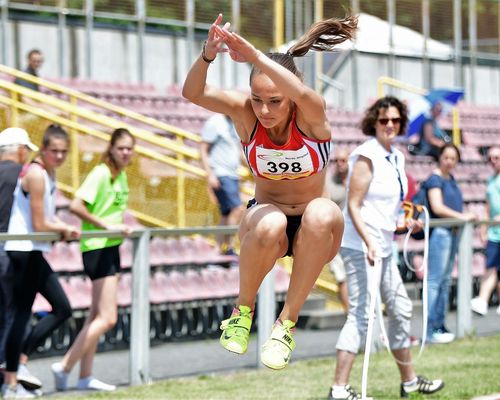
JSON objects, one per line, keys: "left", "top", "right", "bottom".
{"left": 3, "top": 125, "right": 80, "bottom": 399}
{"left": 328, "top": 96, "right": 444, "bottom": 400}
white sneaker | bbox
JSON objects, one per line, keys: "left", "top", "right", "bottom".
{"left": 328, "top": 384, "right": 372, "bottom": 400}
{"left": 429, "top": 330, "right": 455, "bottom": 344}
{"left": 496, "top": 305, "right": 500, "bottom": 316}
{"left": 471, "top": 297, "right": 488, "bottom": 316}
{"left": 17, "top": 364, "right": 42, "bottom": 391}
{"left": 76, "top": 376, "right": 116, "bottom": 392}
{"left": 1, "top": 383, "right": 37, "bottom": 399}
{"left": 51, "top": 362, "right": 68, "bottom": 391}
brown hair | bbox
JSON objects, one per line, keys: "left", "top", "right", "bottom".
{"left": 249, "top": 15, "right": 358, "bottom": 83}
{"left": 438, "top": 143, "right": 461, "bottom": 163}
{"left": 27, "top": 49, "right": 42, "bottom": 59}
{"left": 101, "top": 128, "right": 135, "bottom": 170}
{"left": 360, "top": 96, "right": 409, "bottom": 137}
{"left": 42, "top": 124, "right": 69, "bottom": 148}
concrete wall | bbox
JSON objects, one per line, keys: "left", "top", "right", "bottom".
{"left": 4, "top": 19, "right": 499, "bottom": 108}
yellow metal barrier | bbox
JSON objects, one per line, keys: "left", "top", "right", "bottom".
{"left": 377, "top": 76, "right": 461, "bottom": 146}
{"left": 0, "top": 64, "right": 201, "bottom": 143}
{"left": 0, "top": 65, "right": 254, "bottom": 227}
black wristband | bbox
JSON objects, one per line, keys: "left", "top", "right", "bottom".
{"left": 202, "top": 40, "right": 216, "bottom": 64}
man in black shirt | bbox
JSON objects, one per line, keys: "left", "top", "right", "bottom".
{"left": 0, "top": 128, "right": 37, "bottom": 383}
{"left": 14, "top": 49, "right": 43, "bottom": 92}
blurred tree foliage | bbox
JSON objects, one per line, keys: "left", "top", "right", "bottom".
{"left": 20, "top": 0, "right": 500, "bottom": 53}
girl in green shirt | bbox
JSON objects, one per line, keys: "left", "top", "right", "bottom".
{"left": 51, "top": 128, "right": 135, "bottom": 392}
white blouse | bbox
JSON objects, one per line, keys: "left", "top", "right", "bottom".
{"left": 341, "top": 138, "right": 408, "bottom": 257}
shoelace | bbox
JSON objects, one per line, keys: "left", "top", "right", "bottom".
{"left": 345, "top": 385, "right": 361, "bottom": 400}
{"left": 415, "top": 376, "right": 433, "bottom": 392}
{"left": 331, "top": 385, "right": 360, "bottom": 400}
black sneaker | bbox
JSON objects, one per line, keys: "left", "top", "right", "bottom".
{"left": 400, "top": 375, "right": 444, "bottom": 398}
{"left": 328, "top": 385, "right": 371, "bottom": 400}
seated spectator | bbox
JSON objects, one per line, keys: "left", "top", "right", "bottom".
{"left": 411, "top": 102, "right": 451, "bottom": 159}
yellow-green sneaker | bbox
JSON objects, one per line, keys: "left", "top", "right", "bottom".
{"left": 219, "top": 305, "right": 253, "bottom": 354}
{"left": 260, "top": 319, "right": 296, "bottom": 370}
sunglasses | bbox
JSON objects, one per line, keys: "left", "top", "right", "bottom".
{"left": 489, "top": 156, "right": 499, "bottom": 162}
{"left": 378, "top": 117, "right": 401, "bottom": 125}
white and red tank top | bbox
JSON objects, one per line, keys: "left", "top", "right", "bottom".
{"left": 242, "top": 114, "right": 331, "bottom": 180}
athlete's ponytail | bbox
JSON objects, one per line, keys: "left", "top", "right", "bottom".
{"left": 287, "top": 15, "right": 358, "bottom": 58}
{"left": 250, "top": 15, "right": 357, "bottom": 83}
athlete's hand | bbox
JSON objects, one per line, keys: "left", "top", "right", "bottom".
{"left": 204, "top": 14, "right": 230, "bottom": 61}
{"left": 214, "top": 26, "right": 260, "bottom": 64}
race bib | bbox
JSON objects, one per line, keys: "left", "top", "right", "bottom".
{"left": 255, "top": 145, "right": 314, "bottom": 180}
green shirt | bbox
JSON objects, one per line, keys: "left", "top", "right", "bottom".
{"left": 487, "top": 174, "right": 500, "bottom": 243}
{"left": 76, "top": 163, "right": 129, "bottom": 252}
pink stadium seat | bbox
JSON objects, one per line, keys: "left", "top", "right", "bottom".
{"left": 183, "top": 269, "right": 213, "bottom": 299}
{"left": 56, "top": 209, "right": 81, "bottom": 229}
{"left": 149, "top": 236, "right": 167, "bottom": 266}
{"left": 199, "top": 266, "right": 235, "bottom": 298}
{"left": 224, "top": 266, "right": 240, "bottom": 297}
{"left": 64, "top": 276, "right": 92, "bottom": 310}
{"left": 451, "top": 252, "right": 486, "bottom": 279}
{"left": 163, "top": 237, "right": 186, "bottom": 266}
{"left": 45, "top": 241, "right": 83, "bottom": 272}
{"left": 117, "top": 273, "right": 132, "bottom": 307}
{"left": 167, "top": 270, "right": 199, "bottom": 302}
{"left": 55, "top": 189, "right": 71, "bottom": 209}
{"left": 190, "top": 236, "right": 238, "bottom": 265}
{"left": 274, "top": 265, "right": 290, "bottom": 293}
{"left": 412, "top": 254, "right": 425, "bottom": 281}
{"left": 149, "top": 271, "right": 167, "bottom": 304}
{"left": 119, "top": 239, "right": 133, "bottom": 268}
{"left": 123, "top": 211, "right": 144, "bottom": 230}
{"left": 395, "top": 235, "right": 424, "bottom": 253}
{"left": 32, "top": 294, "right": 51, "bottom": 313}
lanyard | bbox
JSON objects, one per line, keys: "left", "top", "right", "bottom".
{"left": 386, "top": 154, "right": 404, "bottom": 202}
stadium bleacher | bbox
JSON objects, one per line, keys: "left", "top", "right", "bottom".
{"left": 25, "top": 80, "right": 498, "bottom": 356}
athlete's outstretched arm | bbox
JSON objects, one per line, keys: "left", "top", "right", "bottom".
{"left": 182, "top": 14, "right": 247, "bottom": 120}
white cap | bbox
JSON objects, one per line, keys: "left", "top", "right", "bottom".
{"left": 0, "top": 127, "right": 39, "bottom": 151}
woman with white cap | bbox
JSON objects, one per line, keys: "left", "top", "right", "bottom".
{"left": 2, "top": 124, "right": 80, "bottom": 399}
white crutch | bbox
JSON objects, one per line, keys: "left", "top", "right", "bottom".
{"left": 361, "top": 255, "right": 382, "bottom": 400}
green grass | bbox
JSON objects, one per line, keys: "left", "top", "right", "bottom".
{"left": 66, "top": 335, "right": 500, "bottom": 399}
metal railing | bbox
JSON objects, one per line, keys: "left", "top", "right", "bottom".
{"left": 0, "top": 65, "right": 253, "bottom": 226}
{"left": 1, "top": 217, "right": 497, "bottom": 385}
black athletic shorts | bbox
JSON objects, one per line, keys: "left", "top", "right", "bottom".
{"left": 82, "top": 245, "right": 121, "bottom": 281}
{"left": 247, "top": 198, "right": 302, "bottom": 258}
